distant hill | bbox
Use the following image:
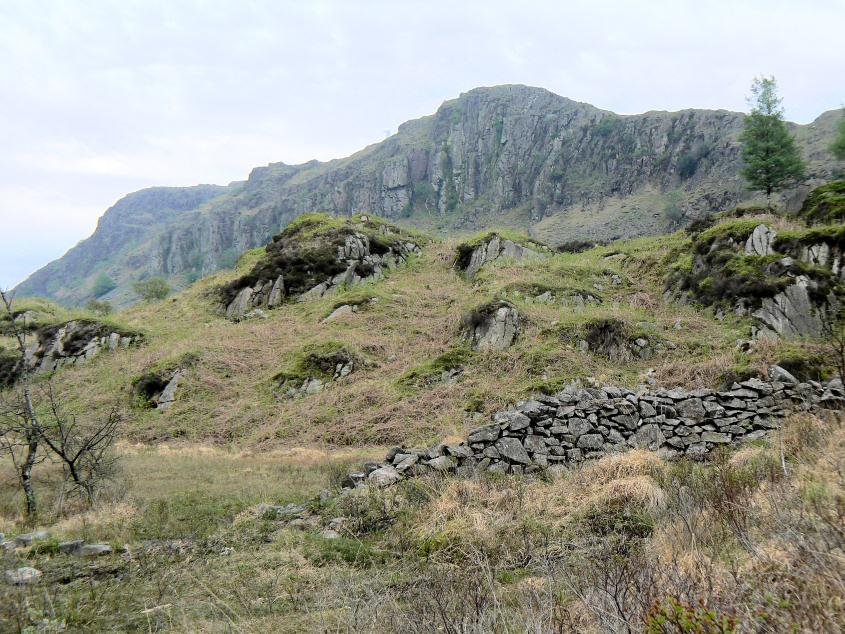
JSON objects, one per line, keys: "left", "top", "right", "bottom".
{"left": 14, "top": 84, "right": 843, "bottom": 307}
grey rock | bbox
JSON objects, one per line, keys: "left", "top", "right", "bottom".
{"left": 523, "top": 435, "right": 548, "bottom": 454}
{"left": 468, "top": 302, "right": 520, "bottom": 350}
{"left": 58, "top": 540, "right": 85, "bottom": 554}
{"left": 368, "top": 466, "right": 403, "bottom": 487}
{"left": 323, "top": 304, "right": 353, "bottom": 322}
{"left": 226, "top": 287, "right": 254, "bottom": 320}
{"left": 495, "top": 437, "right": 531, "bottom": 464}
{"left": 468, "top": 423, "right": 500, "bottom": 443}
{"left": 427, "top": 456, "right": 457, "bottom": 472}
{"left": 394, "top": 454, "right": 419, "bottom": 473}
{"left": 676, "top": 399, "right": 706, "bottom": 422}
{"left": 76, "top": 544, "right": 113, "bottom": 557}
{"left": 576, "top": 434, "right": 604, "bottom": 450}
{"left": 5, "top": 567, "right": 42, "bottom": 585}
{"left": 752, "top": 276, "right": 827, "bottom": 339}
{"left": 701, "top": 431, "right": 731, "bottom": 443}
{"left": 768, "top": 365, "right": 799, "bottom": 384}
{"left": 631, "top": 424, "right": 665, "bottom": 450}
{"left": 14, "top": 531, "right": 49, "bottom": 547}
{"left": 744, "top": 224, "right": 777, "bottom": 256}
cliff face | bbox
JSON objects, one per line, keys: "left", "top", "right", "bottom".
{"left": 14, "top": 85, "right": 842, "bottom": 307}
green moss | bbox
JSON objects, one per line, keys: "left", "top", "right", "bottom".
{"left": 694, "top": 219, "right": 766, "bottom": 254}
{"left": 795, "top": 180, "right": 845, "bottom": 225}
{"left": 773, "top": 224, "right": 845, "bottom": 253}
{"left": 273, "top": 340, "right": 355, "bottom": 384}
{"left": 397, "top": 347, "right": 472, "bottom": 389}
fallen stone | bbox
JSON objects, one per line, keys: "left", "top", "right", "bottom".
{"left": 14, "top": 531, "right": 49, "bottom": 547}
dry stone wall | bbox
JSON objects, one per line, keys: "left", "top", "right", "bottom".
{"left": 344, "top": 373, "right": 844, "bottom": 487}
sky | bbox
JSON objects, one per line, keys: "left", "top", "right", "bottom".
{"left": 1, "top": 0, "right": 843, "bottom": 288}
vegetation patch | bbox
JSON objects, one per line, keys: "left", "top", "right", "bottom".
{"left": 795, "top": 179, "right": 845, "bottom": 224}
{"left": 272, "top": 340, "right": 359, "bottom": 386}
{"left": 397, "top": 347, "right": 472, "bottom": 389}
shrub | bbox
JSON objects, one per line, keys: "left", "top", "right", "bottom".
{"left": 92, "top": 272, "right": 117, "bottom": 297}
{"left": 132, "top": 278, "right": 170, "bottom": 301}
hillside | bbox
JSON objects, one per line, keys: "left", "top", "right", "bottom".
{"left": 1, "top": 187, "right": 844, "bottom": 630}
{"left": 14, "top": 85, "right": 843, "bottom": 308}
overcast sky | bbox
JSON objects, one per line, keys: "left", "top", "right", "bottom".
{"left": 1, "top": 0, "right": 843, "bottom": 288}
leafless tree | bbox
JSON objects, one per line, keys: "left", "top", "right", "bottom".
{"left": 0, "top": 288, "right": 122, "bottom": 520}
{"left": 0, "top": 288, "right": 43, "bottom": 519}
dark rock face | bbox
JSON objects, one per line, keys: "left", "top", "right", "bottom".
{"left": 341, "top": 375, "right": 844, "bottom": 484}
{"left": 15, "top": 86, "right": 841, "bottom": 308}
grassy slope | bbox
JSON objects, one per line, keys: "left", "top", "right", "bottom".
{"left": 1, "top": 222, "right": 841, "bottom": 631}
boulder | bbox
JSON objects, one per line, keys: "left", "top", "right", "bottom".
{"left": 225, "top": 287, "right": 254, "bottom": 320}
{"left": 768, "top": 364, "right": 799, "bottom": 384}
{"left": 464, "top": 301, "right": 520, "bottom": 351}
{"left": 368, "top": 466, "right": 403, "bottom": 487}
{"left": 744, "top": 224, "right": 777, "bottom": 256}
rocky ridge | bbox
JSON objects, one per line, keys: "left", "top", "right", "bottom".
{"left": 664, "top": 190, "right": 845, "bottom": 340}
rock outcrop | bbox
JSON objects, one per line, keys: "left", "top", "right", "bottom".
{"left": 0, "top": 320, "right": 141, "bottom": 385}
{"left": 455, "top": 233, "right": 548, "bottom": 278}
{"left": 665, "top": 193, "right": 845, "bottom": 340}
{"left": 273, "top": 342, "right": 361, "bottom": 398}
{"left": 461, "top": 300, "right": 520, "bottom": 350}
{"left": 220, "top": 214, "right": 421, "bottom": 320}
{"left": 342, "top": 374, "right": 844, "bottom": 485}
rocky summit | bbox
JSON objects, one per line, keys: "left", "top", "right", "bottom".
{"left": 13, "top": 85, "right": 843, "bottom": 308}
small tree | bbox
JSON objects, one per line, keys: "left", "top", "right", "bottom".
{"left": 664, "top": 189, "right": 686, "bottom": 227}
{"left": 92, "top": 272, "right": 117, "bottom": 297}
{"left": 831, "top": 108, "right": 845, "bottom": 160}
{"left": 739, "top": 76, "right": 806, "bottom": 203}
{"left": 133, "top": 277, "right": 170, "bottom": 301}
{"left": 0, "top": 288, "right": 122, "bottom": 520}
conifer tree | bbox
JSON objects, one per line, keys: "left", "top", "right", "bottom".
{"left": 740, "top": 76, "right": 805, "bottom": 202}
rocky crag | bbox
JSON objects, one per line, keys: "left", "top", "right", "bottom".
{"left": 664, "top": 184, "right": 845, "bottom": 340}
{"left": 219, "top": 214, "right": 422, "bottom": 320}
{"left": 15, "top": 86, "right": 842, "bottom": 308}
{"left": 343, "top": 371, "right": 844, "bottom": 487}
{"left": 0, "top": 319, "right": 141, "bottom": 386}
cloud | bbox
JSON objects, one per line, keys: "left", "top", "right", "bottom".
{"left": 1, "top": 0, "right": 843, "bottom": 286}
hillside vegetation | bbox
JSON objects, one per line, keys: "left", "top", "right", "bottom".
{"left": 1, "top": 191, "right": 843, "bottom": 631}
